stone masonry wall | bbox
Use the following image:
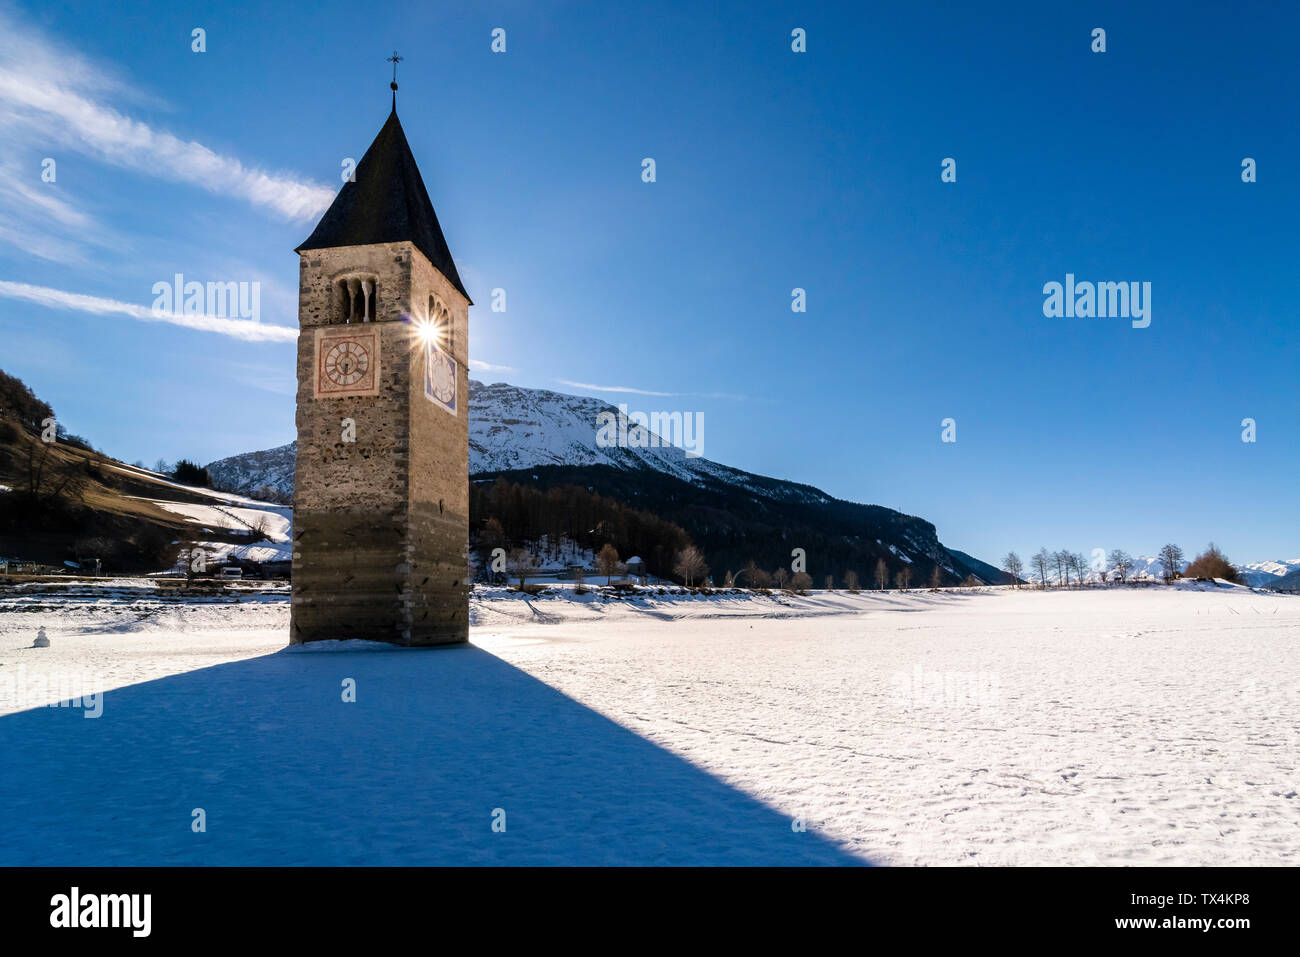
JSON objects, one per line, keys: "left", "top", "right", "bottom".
{"left": 406, "top": 250, "right": 471, "bottom": 642}
{"left": 291, "top": 241, "right": 469, "bottom": 645}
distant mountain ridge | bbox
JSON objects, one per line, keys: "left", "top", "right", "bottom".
{"left": 1263, "top": 567, "right": 1300, "bottom": 591}
{"left": 208, "top": 380, "right": 1004, "bottom": 584}
{"left": 1237, "top": 559, "right": 1300, "bottom": 587}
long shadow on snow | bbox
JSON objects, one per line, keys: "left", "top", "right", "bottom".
{"left": 0, "top": 643, "right": 867, "bottom": 866}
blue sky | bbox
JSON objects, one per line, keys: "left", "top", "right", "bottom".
{"left": 0, "top": 0, "right": 1296, "bottom": 564}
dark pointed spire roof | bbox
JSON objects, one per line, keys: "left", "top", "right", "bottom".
{"left": 297, "top": 107, "right": 470, "bottom": 302}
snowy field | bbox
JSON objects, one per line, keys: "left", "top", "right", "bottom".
{"left": 0, "top": 583, "right": 1296, "bottom": 866}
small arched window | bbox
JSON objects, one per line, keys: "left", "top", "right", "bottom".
{"left": 335, "top": 275, "right": 378, "bottom": 323}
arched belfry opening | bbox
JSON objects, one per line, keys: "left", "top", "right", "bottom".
{"left": 336, "top": 274, "right": 378, "bottom": 323}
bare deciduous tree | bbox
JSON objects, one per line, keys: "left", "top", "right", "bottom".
{"left": 1108, "top": 549, "right": 1133, "bottom": 583}
{"left": 844, "top": 569, "right": 860, "bottom": 594}
{"left": 1032, "top": 548, "right": 1052, "bottom": 588}
{"left": 874, "top": 558, "right": 889, "bottom": 591}
{"left": 1001, "top": 551, "right": 1023, "bottom": 587}
{"left": 673, "top": 545, "right": 708, "bottom": 586}
{"left": 596, "top": 543, "right": 621, "bottom": 585}
{"left": 247, "top": 512, "right": 273, "bottom": 541}
{"left": 746, "top": 561, "right": 772, "bottom": 590}
{"left": 507, "top": 547, "right": 539, "bottom": 588}
{"left": 1051, "top": 550, "right": 1068, "bottom": 587}
{"left": 1158, "top": 543, "right": 1185, "bottom": 583}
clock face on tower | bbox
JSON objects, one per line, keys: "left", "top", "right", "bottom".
{"left": 313, "top": 327, "right": 381, "bottom": 397}
{"left": 325, "top": 340, "right": 368, "bottom": 385}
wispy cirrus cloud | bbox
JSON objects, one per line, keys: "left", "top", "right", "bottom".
{"left": 470, "top": 359, "right": 516, "bottom": 373}
{"left": 557, "top": 379, "right": 678, "bottom": 397}
{"left": 0, "top": 157, "right": 119, "bottom": 263}
{"left": 0, "top": 281, "right": 296, "bottom": 343}
{"left": 0, "top": 7, "right": 334, "bottom": 224}
{"left": 557, "top": 379, "right": 750, "bottom": 401}
{"left": 0, "top": 162, "right": 92, "bottom": 229}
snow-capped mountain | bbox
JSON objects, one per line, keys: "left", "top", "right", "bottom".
{"left": 208, "top": 380, "right": 834, "bottom": 507}
{"left": 1263, "top": 567, "right": 1300, "bottom": 591}
{"left": 471, "top": 381, "right": 697, "bottom": 476}
{"left": 204, "top": 444, "right": 295, "bottom": 504}
{"left": 1235, "top": 559, "right": 1300, "bottom": 587}
{"left": 469, "top": 382, "right": 833, "bottom": 504}
{"left": 207, "top": 442, "right": 295, "bottom": 501}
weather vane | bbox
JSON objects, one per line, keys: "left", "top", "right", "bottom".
{"left": 387, "top": 51, "right": 403, "bottom": 92}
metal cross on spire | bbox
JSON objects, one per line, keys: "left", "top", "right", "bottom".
{"left": 387, "top": 51, "right": 403, "bottom": 108}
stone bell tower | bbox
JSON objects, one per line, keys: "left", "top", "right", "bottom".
{"left": 290, "top": 88, "right": 471, "bottom": 646}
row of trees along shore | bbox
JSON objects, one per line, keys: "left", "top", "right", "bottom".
{"left": 490, "top": 540, "right": 982, "bottom": 594}
{"left": 999, "top": 543, "right": 1241, "bottom": 586}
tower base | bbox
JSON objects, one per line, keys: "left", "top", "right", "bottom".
{"left": 290, "top": 504, "right": 468, "bottom": 646}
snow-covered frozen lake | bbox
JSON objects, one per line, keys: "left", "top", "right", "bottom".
{"left": 1, "top": 583, "right": 1295, "bottom": 865}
